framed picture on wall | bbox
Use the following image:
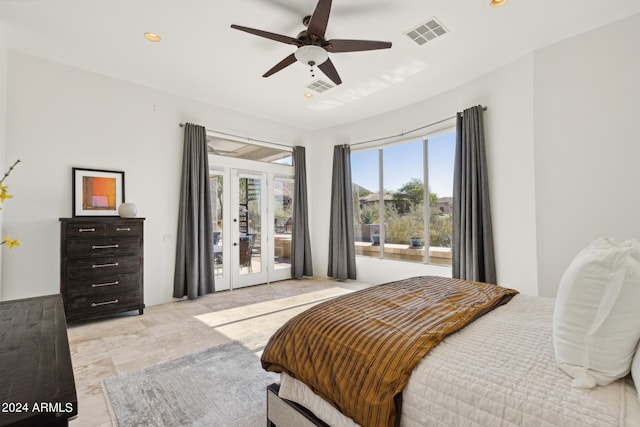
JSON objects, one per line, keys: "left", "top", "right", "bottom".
{"left": 72, "top": 167, "right": 125, "bottom": 216}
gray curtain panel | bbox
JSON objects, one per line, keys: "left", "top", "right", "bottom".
{"left": 452, "top": 105, "right": 497, "bottom": 284}
{"left": 328, "top": 144, "right": 356, "bottom": 280}
{"left": 173, "top": 123, "right": 216, "bottom": 299}
{"left": 291, "top": 146, "right": 313, "bottom": 278}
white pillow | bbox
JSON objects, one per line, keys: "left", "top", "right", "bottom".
{"left": 553, "top": 238, "right": 640, "bottom": 388}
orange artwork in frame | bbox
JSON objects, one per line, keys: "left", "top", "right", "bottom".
{"left": 72, "top": 168, "right": 124, "bottom": 216}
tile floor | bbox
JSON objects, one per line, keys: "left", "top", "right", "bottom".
{"left": 67, "top": 277, "right": 372, "bottom": 426}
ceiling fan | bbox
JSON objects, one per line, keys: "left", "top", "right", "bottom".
{"left": 230, "top": 0, "right": 392, "bottom": 86}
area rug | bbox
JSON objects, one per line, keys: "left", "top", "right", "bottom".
{"left": 102, "top": 341, "right": 279, "bottom": 427}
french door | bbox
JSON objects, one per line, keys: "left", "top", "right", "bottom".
{"left": 210, "top": 159, "right": 294, "bottom": 291}
{"left": 232, "top": 171, "right": 268, "bottom": 288}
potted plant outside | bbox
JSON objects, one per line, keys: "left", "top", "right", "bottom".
{"left": 409, "top": 236, "right": 423, "bottom": 248}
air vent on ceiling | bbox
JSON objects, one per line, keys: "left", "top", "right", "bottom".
{"left": 306, "top": 79, "right": 334, "bottom": 94}
{"left": 405, "top": 17, "right": 448, "bottom": 46}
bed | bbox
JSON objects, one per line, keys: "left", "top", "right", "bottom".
{"left": 260, "top": 276, "right": 640, "bottom": 427}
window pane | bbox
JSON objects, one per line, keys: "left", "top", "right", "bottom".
{"left": 351, "top": 150, "right": 380, "bottom": 258}
{"left": 383, "top": 141, "right": 425, "bottom": 262}
{"left": 239, "top": 177, "right": 261, "bottom": 275}
{"left": 427, "top": 132, "right": 455, "bottom": 266}
{"left": 208, "top": 136, "right": 292, "bottom": 165}
{"left": 274, "top": 177, "right": 293, "bottom": 270}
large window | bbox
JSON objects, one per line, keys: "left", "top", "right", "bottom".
{"left": 351, "top": 129, "right": 455, "bottom": 266}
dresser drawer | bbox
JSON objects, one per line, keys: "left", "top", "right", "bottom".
{"left": 66, "top": 255, "right": 140, "bottom": 277}
{"left": 66, "top": 272, "right": 140, "bottom": 298}
{"left": 66, "top": 237, "right": 140, "bottom": 258}
{"left": 105, "top": 221, "right": 142, "bottom": 236}
{"left": 65, "top": 222, "right": 107, "bottom": 238}
{"left": 65, "top": 290, "right": 142, "bottom": 320}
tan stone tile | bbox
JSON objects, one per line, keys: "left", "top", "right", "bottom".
{"left": 66, "top": 278, "right": 371, "bottom": 427}
{"left": 73, "top": 357, "right": 117, "bottom": 389}
{"left": 70, "top": 387, "right": 113, "bottom": 427}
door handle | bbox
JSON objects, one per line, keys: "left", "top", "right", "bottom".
{"left": 233, "top": 242, "right": 238, "bottom": 246}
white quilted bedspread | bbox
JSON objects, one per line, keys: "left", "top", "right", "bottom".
{"left": 279, "top": 294, "right": 640, "bottom": 427}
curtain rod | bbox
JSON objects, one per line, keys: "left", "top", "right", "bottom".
{"left": 350, "top": 105, "right": 487, "bottom": 147}
{"left": 179, "top": 123, "right": 293, "bottom": 151}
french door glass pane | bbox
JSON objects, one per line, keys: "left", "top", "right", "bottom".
{"left": 210, "top": 174, "right": 224, "bottom": 278}
{"left": 239, "top": 177, "right": 262, "bottom": 275}
{"left": 273, "top": 177, "right": 294, "bottom": 270}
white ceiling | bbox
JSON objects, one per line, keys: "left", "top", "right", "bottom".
{"left": 1, "top": 0, "right": 639, "bottom": 130}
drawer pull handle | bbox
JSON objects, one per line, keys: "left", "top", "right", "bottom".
{"left": 116, "top": 227, "right": 132, "bottom": 232}
{"left": 92, "top": 299, "right": 118, "bottom": 307}
{"left": 92, "top": 244, "right": 120, "bottom": 249}
{"left": 92, "top": 281, "right": 119, "bottom": 288}
{"left": 79, "top": 228, "right": 96, "bottom": 232}
{"left": 92, "top": 262, "right": 119, "bottom": 268}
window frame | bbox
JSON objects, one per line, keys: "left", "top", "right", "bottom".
{"left": 351, "top": 125, "right": 455, "bottom": 266}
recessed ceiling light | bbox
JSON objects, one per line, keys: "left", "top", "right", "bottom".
{"left": 490, "top": 0, "right": 508, "bottom": 6}
{"left": 144, "top": 32, "right": 161, "bottom": 42}
{"left": 304, "top": 93, "right": 314, "bottom": 99}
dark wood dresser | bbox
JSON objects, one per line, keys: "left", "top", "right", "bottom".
{"left": 59, "top": 217, "right": 145, "bottom": 322}
{"left": 0, "top": 294, "right": 78, "bottom": 426}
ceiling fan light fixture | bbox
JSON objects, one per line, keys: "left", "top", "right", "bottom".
{"left": 490, "top": 0, "right": 509, "bottom": 7}
{"left": 294, "top": 45, "right": 328, "bottom": 66}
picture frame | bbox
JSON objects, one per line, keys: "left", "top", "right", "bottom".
{"left": 72, "top": 167, "right": 125, "bottom": 217}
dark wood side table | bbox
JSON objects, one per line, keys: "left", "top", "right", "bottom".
{"left": 0, "top": 294, "right": 78, "bottom": 426}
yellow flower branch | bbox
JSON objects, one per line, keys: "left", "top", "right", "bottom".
{"left": 2, "top": 235, "right": 20, "bottom": 249}
{"left": 0, "top": 159, "right": 21, "bottom": 183}
{"left": 1, "top": 159, "right": 21, "bottom": 249}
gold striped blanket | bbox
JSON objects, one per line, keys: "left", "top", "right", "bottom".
{"left": 261, "top": 276, "right": 518, "bottom": 427}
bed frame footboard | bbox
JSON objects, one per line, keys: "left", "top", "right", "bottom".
{"left": 266, "top": 383, "right": 330, "bottom": 427}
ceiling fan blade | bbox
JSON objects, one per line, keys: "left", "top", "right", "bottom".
{"left": 230, "top": 24, "right": 302, "bottom": 46}
{"left": 325, "top": 39, "right": 392, "bottom": 53}
{"left": 263, "top": 53, "right": 298, "bottom": 78}
{"left": 260, "top": 0, "right": 306, "bottom": 16}
{"left": 307, "top": 0, "right": 332, "bottom": 39}
{"left": 318, "top": 58, "right": 342, "bottom": 85}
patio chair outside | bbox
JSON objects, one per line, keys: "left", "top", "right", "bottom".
{"left": 239, "top": 235, "right": 253, "bottom": 272}
{"left": 284, "top": 217, "right": 293, "bottom": 233}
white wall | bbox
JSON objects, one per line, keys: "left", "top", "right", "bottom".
{"left": 308, "top": 13, "right": 640, "bottom": 297}
{"left": 306, "top": 56, "right": 539, "bottom": 295}
{"left": 3, "top": 13, "right": 638, "bottom": 303}
{"left": 533, "top": 13, "right": 640, "bottom": 296}
{"left": 0, "top": 23, "right": 7, "bottom": 299}
{"left": 2, "top": 52, "right": 308, "bottom": 305}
